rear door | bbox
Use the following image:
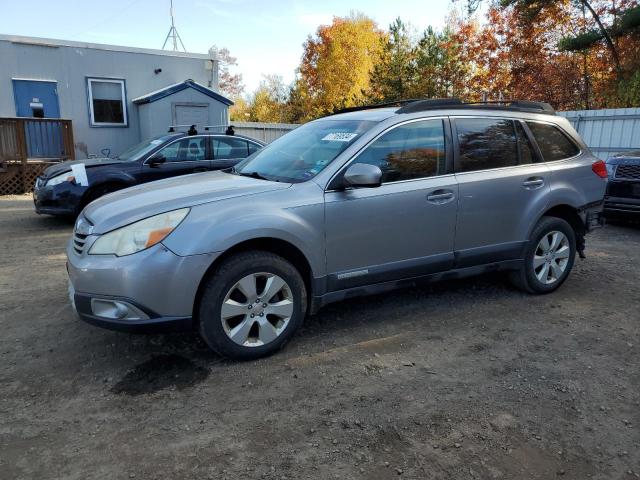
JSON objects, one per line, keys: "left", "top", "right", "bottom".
{"left": 142, "top": 136, "right": 211, "bottom": 182}
{"left": 324, "top": 118, "right": 458, "bottom": 291}
{"left": 212, "top": 136, "right": 251, "bottom": 169}
{"left": 452, "top": 116, "right": 550, "bottom": 266}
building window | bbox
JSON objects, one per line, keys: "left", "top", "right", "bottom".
{"left": 87, "top": 78, "right": 127, "bottom": 126}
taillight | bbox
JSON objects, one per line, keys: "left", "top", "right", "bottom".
{"left": 592, "top": 160, "right": 608, "bottom": 178}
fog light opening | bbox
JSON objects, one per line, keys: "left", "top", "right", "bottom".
{"left": 90, "top": 299, "right": 149, "bottom": 321}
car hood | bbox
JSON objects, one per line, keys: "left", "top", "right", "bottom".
{"left": 83, "top": 171, "right": 291, "bottom": 234}
{"left": 607, "top": 155, "right": 640, "bottom": 166}
{"left": 42, "top": 158, "right": 125, "bottom": 179}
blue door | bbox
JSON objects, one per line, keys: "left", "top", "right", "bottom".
{"left": 13, "top": 80, "right": 60, "bottom": 118}
{"left": 12, "top": 80, "right": 63, "bottom": 158}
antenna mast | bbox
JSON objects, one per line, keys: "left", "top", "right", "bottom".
{"left": 162, "top": 0, "right": 186, "bottom": 52}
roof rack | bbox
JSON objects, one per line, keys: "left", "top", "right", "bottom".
{"left": 396, "top": 98, "right": 555, "bottom": 115}
{"left": 332, "top": 99, "right": 421, "bottom": 115}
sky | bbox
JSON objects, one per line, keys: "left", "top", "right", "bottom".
{"left": 0, "top": 0, "right": 459, "bottom": 93}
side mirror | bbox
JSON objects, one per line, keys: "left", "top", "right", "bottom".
{"left": 148, "top": 154, "right": 166, "bottom": 167}
{"left": 343, "top": 163, "right": 382, "bottom": 188}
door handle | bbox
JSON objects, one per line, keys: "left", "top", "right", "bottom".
{"left": 522, "top": 177, "right": 545, "bottom": 189}
{"left": 426, "top": 190, "right": 454, "bottom": 203}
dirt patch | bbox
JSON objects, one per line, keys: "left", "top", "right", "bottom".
{"left": 111, "top": 354, "right": 210, "bottom": 396}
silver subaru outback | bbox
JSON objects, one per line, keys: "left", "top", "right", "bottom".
{"left": 67, "top": 99, "right": 607, "bottom": 359}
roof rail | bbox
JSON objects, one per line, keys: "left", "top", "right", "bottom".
{"left": 332, "top": 99, "right": 421, "bottom": 115}
{"left": 397, "top": 98, "right": 555, "bottom": 115}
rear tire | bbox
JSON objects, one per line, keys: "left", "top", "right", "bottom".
{"left": 510, "top": 216, "right": 577, "bottom": 294}
{"left": 198, "top": 251, "right": 307, "bottom": 360}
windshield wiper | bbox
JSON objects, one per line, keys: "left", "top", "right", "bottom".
{"left": 237, "top": 171, "right": 273, "bottom": 181}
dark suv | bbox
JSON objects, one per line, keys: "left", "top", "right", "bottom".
{"left": 605, "top": 150, "right": 640, "bottom": 218}
{"left": 33, "top": 133, "right": 264, "bottom": 217}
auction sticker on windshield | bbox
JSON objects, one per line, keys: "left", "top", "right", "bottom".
{"left": 322, "top": 132, "right": 358, "bottom": 142}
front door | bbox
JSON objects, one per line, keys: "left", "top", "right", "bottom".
{"left": 324, "top": 118, "right": 458, "bottom": 291}
{"left": 142, "top": 136, "right": 211, "bottom": 182}
{"left": 452, "top": 117, "right": 551, "bottom": 266}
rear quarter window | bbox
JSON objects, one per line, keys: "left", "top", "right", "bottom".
{"left": 526, "top": 122, "right": 580, "bottom": 161}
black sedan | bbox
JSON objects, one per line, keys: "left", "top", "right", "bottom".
{"left": 605, "top": 150, "right": 640, "bottom": 219}
{"left": 33, "top": 133, "right": 264, "bottom": 217}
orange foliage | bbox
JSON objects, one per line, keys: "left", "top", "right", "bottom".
{"left": 451, "top": 0, "right": 640, "bottom": 109}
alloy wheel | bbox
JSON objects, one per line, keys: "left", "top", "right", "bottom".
{"left": 220, "top": 272, "right": 294, "bottom": 347}
{"left": 533, "top": 231, "right": 571, "bottom": 285}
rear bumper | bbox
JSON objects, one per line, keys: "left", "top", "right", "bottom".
{"left": 581, "top": 201, "right": 605, "bottom": 231}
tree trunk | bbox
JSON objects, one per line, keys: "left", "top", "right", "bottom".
{"left": 581, "top": 0, "right": 622, "bottom": 75}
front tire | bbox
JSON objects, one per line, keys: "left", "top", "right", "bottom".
{"left": 77, "top": 183, "right": 123, "bottom": 217}
{"left": 510, "top": 216, "right": 577, "bottom": 294}
{"left": 198, "top": 251, "right": 307, "bottom": 360}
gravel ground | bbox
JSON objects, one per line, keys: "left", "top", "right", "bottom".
{"left": 1, "top": 194, "right": 639, "bottom": 480}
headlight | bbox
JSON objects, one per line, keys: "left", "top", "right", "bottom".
{"left": 605, "top": 163, "right": 616, "bottom": 178}
{"left": 89, "top": 208, "right": 190, "bottom": 256}
{"left": 46, "top": 171, "right": 75, "bottom": 187}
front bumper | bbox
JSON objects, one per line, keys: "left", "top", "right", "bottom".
{"left": 67, "top": 240, "right": 220, "bottom": 333}
{"left": 33, "top": 178, "right": 86, "bottom": 216}
{"left": 604, "top": 195, "right": 640, "bottom": 217}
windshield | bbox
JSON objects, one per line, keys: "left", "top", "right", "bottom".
{"left": 117, "top": 135, "right": 178, "bottom": 162}
{"left": 234, "top": 119, "right": 376, "bottom": 182}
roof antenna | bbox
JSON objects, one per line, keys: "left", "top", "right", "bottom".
{"left": 162, "top": 0, "right": 186, "bottom": 52}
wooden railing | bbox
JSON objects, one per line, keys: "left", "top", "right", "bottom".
{"left": 0, "top": 117, "right": 75, "bottom": 194}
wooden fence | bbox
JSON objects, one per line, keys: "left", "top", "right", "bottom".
{"left": 0, "top": 117, "right": 74, "bottom": 195}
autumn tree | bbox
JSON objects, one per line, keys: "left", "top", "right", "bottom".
{"left": 246, "top": 75, "right": 289, "bottom": 123}
{"left": 214, "top": 47, "right": 244, "bottom": 97}
{"left": 455, "top": 0, "right": 640, "bottom": 107}
{"left": 291, "top": 13, "right": 385, "bottom": 120}
{"left": 229, "top": 96, "right": 250, "bottom": 122}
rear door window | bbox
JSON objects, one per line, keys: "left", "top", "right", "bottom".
{"left": 354, "top": 119, "right": 446, "bottom": 183}
{"left": 157, "top": 137, "right": 207, "bottom": 163}
{"left": 526, "top": 122, "right": 580, "bottom": 161}
{"left": 214, "top": 138, "right": 250, "bottom": 160}
{"left": 455, "top": 118, "right": 518, "bottom": 172}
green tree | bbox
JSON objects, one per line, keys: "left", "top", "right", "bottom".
{"left": 369, "top": 18, "right": 416, "bottom": 101}
{"left": 412, "top": 27, "right": 466, "bottom": 99}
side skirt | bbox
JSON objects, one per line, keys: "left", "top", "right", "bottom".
{"left": 309, "top": 259, "right": 523, "bottom": 314}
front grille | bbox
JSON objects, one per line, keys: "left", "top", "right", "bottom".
{"left": 614, "top": 164, "right": 640, "bottom": 181}
{"left": 72, "top": 215, "right": 93, "bottom": 255}
{"left": 73, "top": 232, "right": 88, "bottom": 255}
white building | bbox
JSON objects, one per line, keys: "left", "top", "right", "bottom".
{"left": 0, "top": 34, "right": 232, "bottom": 159}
